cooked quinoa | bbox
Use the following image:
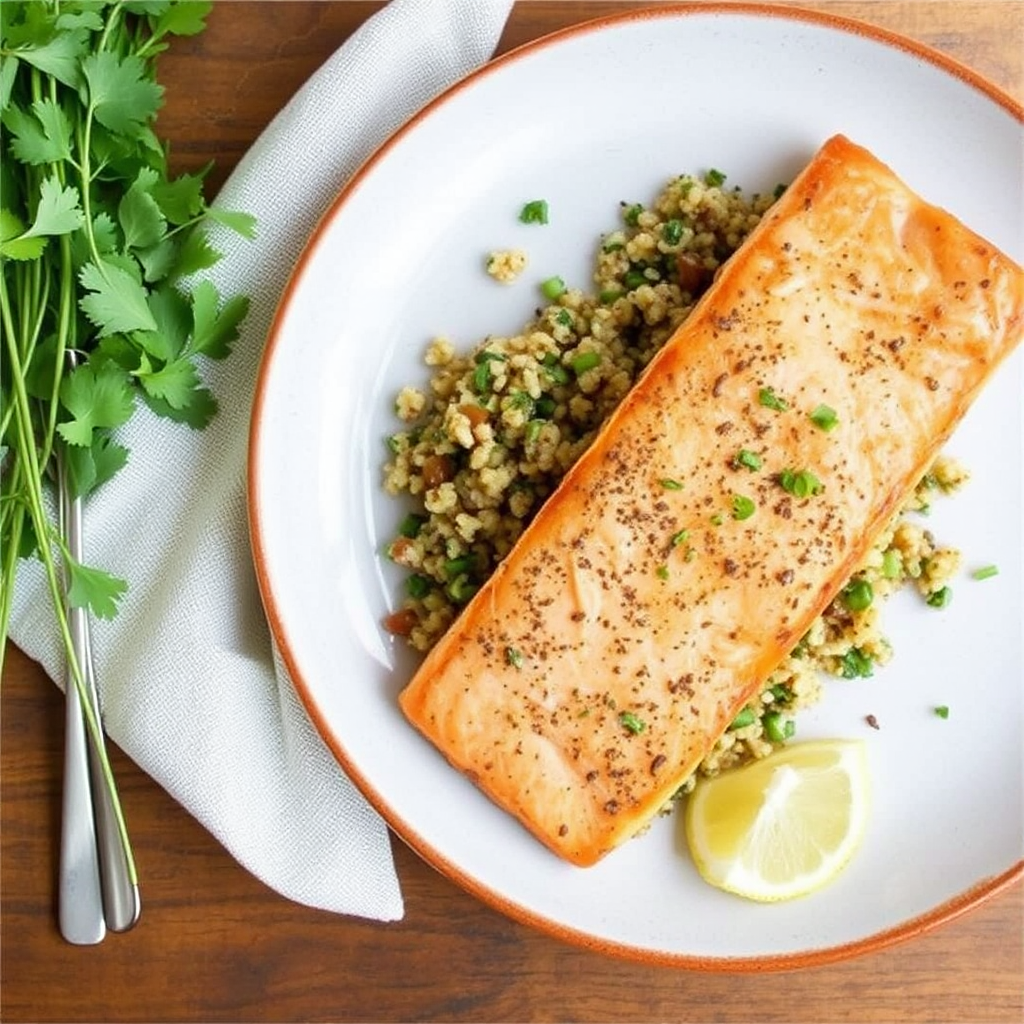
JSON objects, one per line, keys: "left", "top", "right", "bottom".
{"left": 485, "top": 248, "right": 528, "bottom": 283}
{"left": 381, "top": 170, "right": 966, "bottom": 784}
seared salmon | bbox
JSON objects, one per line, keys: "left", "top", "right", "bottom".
{"left": 399, "top": 134, "right": 1024, "bottom": 866}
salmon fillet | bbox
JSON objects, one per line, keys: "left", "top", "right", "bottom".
{"left": 399, "top": 134, "right": 1024, "bottom": 866}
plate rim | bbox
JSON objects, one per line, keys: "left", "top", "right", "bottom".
{"left": 247, "top": 1, "right": 1024, "bottom": 970}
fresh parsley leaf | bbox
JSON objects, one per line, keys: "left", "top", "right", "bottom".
{"left": 23, "top": 175, "right": 84, "bottom": 237}
{"left": 204, "top": 205, "right": 257, "bottom": 240}
{"left": 2, "top": 96, "right": 73, "bottom": 164}
{"left": 151, "top": 171, "right": 206, "bottom": 224}
{"left": 118, "top": 176, "right": 167, "bottom": 249}
{"left": 189, "top": 280, "right": 249, "bottom": 359}
{"left": 56, "top": 360, "right": 136, "bottom": 447}
{"left": 0, "top": 208, "right": 46, "bottom": 259}
{"left": 152, "top": 1, "right": 213, "bottom": 38}
{"left": 82, "top": 50, "right": 163, "bottom": 136}
{"left": 64, "top": 433, "right": 130, "bottom": 500}
{"left": 137, "top": 357, "right": 200, "bottom": 409}
{"left": 11, "top": 28, "right": 89, "bottom": 89}
{"left": 79, "top": 258, "right": 159, "bottom": 336}
{"left": 174, "top": 227, "right": 222, "bottom": 276}
{"left": 142, "top": 385, "right": 218, "bottom": 429}
{"left": 65, "top": 553, "right": 128, "bottom": 620}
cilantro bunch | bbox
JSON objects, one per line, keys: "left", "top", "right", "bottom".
{"left": 0, "top": 0, "right": 255, "bottom": 867}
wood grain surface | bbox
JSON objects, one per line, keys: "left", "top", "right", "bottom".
{"left": 2, "top": 3, "right": 1022, "bottom": 1022}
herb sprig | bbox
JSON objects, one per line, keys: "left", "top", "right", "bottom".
{"left": 1, "top": 0, "right": 255, "bottom": 883}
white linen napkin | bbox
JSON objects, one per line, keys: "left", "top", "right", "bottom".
{"left": 10, "top": 0, "right": 514, "bottom": 921}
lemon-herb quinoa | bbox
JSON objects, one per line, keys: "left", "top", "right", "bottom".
{"left": 381, "top": 169, "right": 966, "bottom": 786}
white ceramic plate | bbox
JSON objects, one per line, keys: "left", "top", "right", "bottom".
{"left": 249, "top": 4, "right": 1023, "bottom": 968}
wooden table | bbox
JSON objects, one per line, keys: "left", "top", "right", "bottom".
{"left": 3, "top": 3, "right": 1021, "bottom": 1021}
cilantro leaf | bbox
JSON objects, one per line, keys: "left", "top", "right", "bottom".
{"left": 23, "top": 175, "right": 84, "bottom": 237}
{"left": 79, "top": 258, "right": 159, "bottom": 336}
{"left": 91, "top": 211, "right": 119, "bottom": 253}
{"left": 0, "top": 208, "right": 46, "bottom": 259}
{"left": 82, "top": 50, "right": 163, "bottom": 136}
{"left": 136, "top": 236, "right": 178, "bottom": 283}
{"left": 151, "top": 171, "right": 206, "bottom": 224}
{"left": 118, "top": 176, "right": 167, "bottom": 250}
{"left": 189, "top": 280, "right": 249, "bottom": 359}
{"left": 143, "top": 384, "right": 218, "bottom": 429}
{"left": 153, "top": 1, "right": 212, "bottom": 38}
{"left": 2, "top": 96, "right": 73, "bottom": 165}
{"left": 0, "top": 54, "right": 18, "bottom": 112}
{"left": 145, "top": 283, "right": 190, "bottom": 356}
{"left": 65, "top": 554, "right": 128, "bottom": 620}
{"left": 64, "top": 433, "right": 130, "bottom": 500}
{"left": 137, "top": 357, "right": 200, "bottom": 409}
{"left": 56, "top": 360, "right": 136, "bottom": 447}
{"left": 174, "top": 227, "right": 221, "bottom": 276}
{"left": 205, "top": 205, "right": 257, "bottom": 240}
{"left": 12, "top": 28, "right": 89, "bottom": 89}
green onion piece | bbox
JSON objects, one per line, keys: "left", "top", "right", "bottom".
{"left": 972, "top": 564, "right": 999, "bottom": 580}
{"left": 763, "top": 712, "right": 791, "bottom": 744}
{"left": 758, "top": 386, "right": 788, "bottom": 411}
{"left": 661, "top": 219, "right": 684, "bottom": 245}
{"left": 446, "top": 576, "right": 478, "bottom": 604}
{"left": 809, "top": 403, "right": 839, "bottom": 431}
{"left": 934, "top": 705, "right": 950, "bottom": 719}
{"left": 599, "top": 288, "right": 625, "bottom": 304}
{"left": 398, "top": 512, "right": 427, "bottom": 539}
{"left": 406, "top": 574, "right": 431, "bottom": 599}
{"left": 571, "top": 351, "right": 600, "bottom": 376}
{"left": 704, "top": 168, "right": 727, "bottom": 187}
{"left": 519, "top": 199, "right": 549, "bottom": 224}
{"left": 656, "top": 564, "right": 669, "bottom": 580}
{"left": 660, "top": 478, "right": 683, "bottom": 491}
{"left": 839, "top": 647, "right": 874, "bottom": 679}
{"left": 540, "top": 275, "right": 566, "bottom": 300}
{"left": 926, "top": 586, "right": 952, "bottom": 608}
{"left": 770, "top": 683, "right": 793, "bottom": 704}
{"left": 734, "top": 448, "right": 762, "bottom": 471}
{"left": 524, "top": 419, "right": 544, "bottom": 444}
{"left": 534, "top": 395, "right": 557, "bottom": 418}
{"left": 623, "top": 203, "right": 643, "bottom": 226}
{"left": 555, "top": 308, "right": 574, "bottom": 327}
{"left": 541, "top": 352, "right": 570, "bottom": 385}
{"left": 623, "top": 268, "right": 648, "bottom": 290}
{"left": 778, "top": 468, "right": 823, "bottom": 498}
{"left": 881, "top": 549, "right": 901, "bottom": 579}
{"left": 670, "top": 529, "right": 690, "bottom": 548}
{"left": 732, "top": 494, "right": 756, "bottom": 520}
{"left": 710, "top": 512, "right": 725, "bottom": 526}
{"left": 840, "top": 578, "right": 874, "bottom": 612}
{"left": 474, "top": 349, "right": 507, "bottom": 365}
{"left": 506, "top": 646, "right": 524, "bottom": 669}
{"left": 443, "top": 555, "right": 475, "bottom": 579}
{"left": 729, "top": 707, "right": 756, "bottom": 730}
{"left": 619, "top": 711, "right": 646, "bottom": 734}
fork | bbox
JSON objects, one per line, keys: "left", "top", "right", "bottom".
{"left": 56, "top": 357, "right": 140, "bottom": 944}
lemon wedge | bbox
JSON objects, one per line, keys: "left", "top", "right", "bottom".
{"left": 684, "top": 739, "right": 870, "bottom": 902}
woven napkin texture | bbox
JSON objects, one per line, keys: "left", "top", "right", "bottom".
{"left": 10, "top": 0, "right": 514, "bottom": 921}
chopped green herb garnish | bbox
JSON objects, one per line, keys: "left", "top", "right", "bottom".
{"left": 758, "top": 386, "right": 789, "bottom": 411}
{"left": 773, "top": 182, "right": 788, "bottom": 199}
{"left": 386, "top": 434, "right": 403, "bottom": 455}
{"left": 505, "top": 646, "right": 524, "bottom": 669}
{"left": 446, "top": 576, "right": 478, "bottom": 604}
{"left": 519, "top": 199, "right": 549, "bottom": 224}
{"left": 622, "top": 203, "right": 643, "bottom": 226}
{"left": 881, "top": 549, "right": 902, "bottom": 579}
{"left": 734, "top": 448, "right": 762, "bottom": 471}
{"left": 656, "top": 564, "right": 669, "bottom": 581}
{"left": 926, "top": 586, "right": 952, "bottom": 608}
{"left": 661, "top": 219, "right": 684, "bottom": 245}
{"left": 474, "top": 349, "right": 507, "bottom": 365}
{"left": 729, "top": 707, "right": 756, "bottom": 730}
{"left": 623, "top": 268, "right": 649, "bottom": 290}
{"left": 619, "top": 711, "right": 646, "bottom": 735}
{"left": 398, "top": 513, "right": 427, "bottom": 539}
{"left": 571, "top": 351, "right": 600, "bottom": 376}
{"left": 770, "top": 683, "right": 793, "bottom": 704}
{"left": 840, "top": 578, "right": 874, "bottom": 612}
{"left": 704, "top": 168, "right": 727, "bottom": 187}
{"left": 406, "top": 574, "right": 431, "bottom": 599}
{"left": 839, "top": 647, "right": 874, "bottom": 679}
{"left": 540, "top": 275, "right": 566, "bottom": 300}
{"left": 778, "top": 468, "right": 823, "bottom": 498}
{"left": 710, "top": 512, "right": 725, "bottom": 526}
{"left": 524, "top": 419, "right": 544, "bottom": 444}
{"left": 934, "top": 705, "right": 950, "bottom": 719}
{"left": 809, "top": 403, "right": 839, "bottom": 431}
{"left": 660, "top": 478, "right": 683, "bottom": 491}
{"left": 602, "top": 239, "right": 625, "bottom": 253}
{"left": 763, "top": 712, "right": 794, "bottom": 744}
{"left": 972, "top": 564, "right": 999, "bottom": 580}
{"left": 670, "top": 529, "right": 690, "bottom": 548}
{"left": 541, "top": 352, "right": 570, "bottom": 384}
{"left": 731, "top": 494, "right": 756, "bottom": 520}
{"left": 554, "top": 308, "right": 574, "bottom": 327}
{"left": 472, "top": 359, "right": 491, "bottom": 394}
{"left": 443, "top": 555, "right": 476, "bottom": 579}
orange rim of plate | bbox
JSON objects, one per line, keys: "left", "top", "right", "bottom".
{"left": 247, "top": 2, "right": 1024, "bottom": 971}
